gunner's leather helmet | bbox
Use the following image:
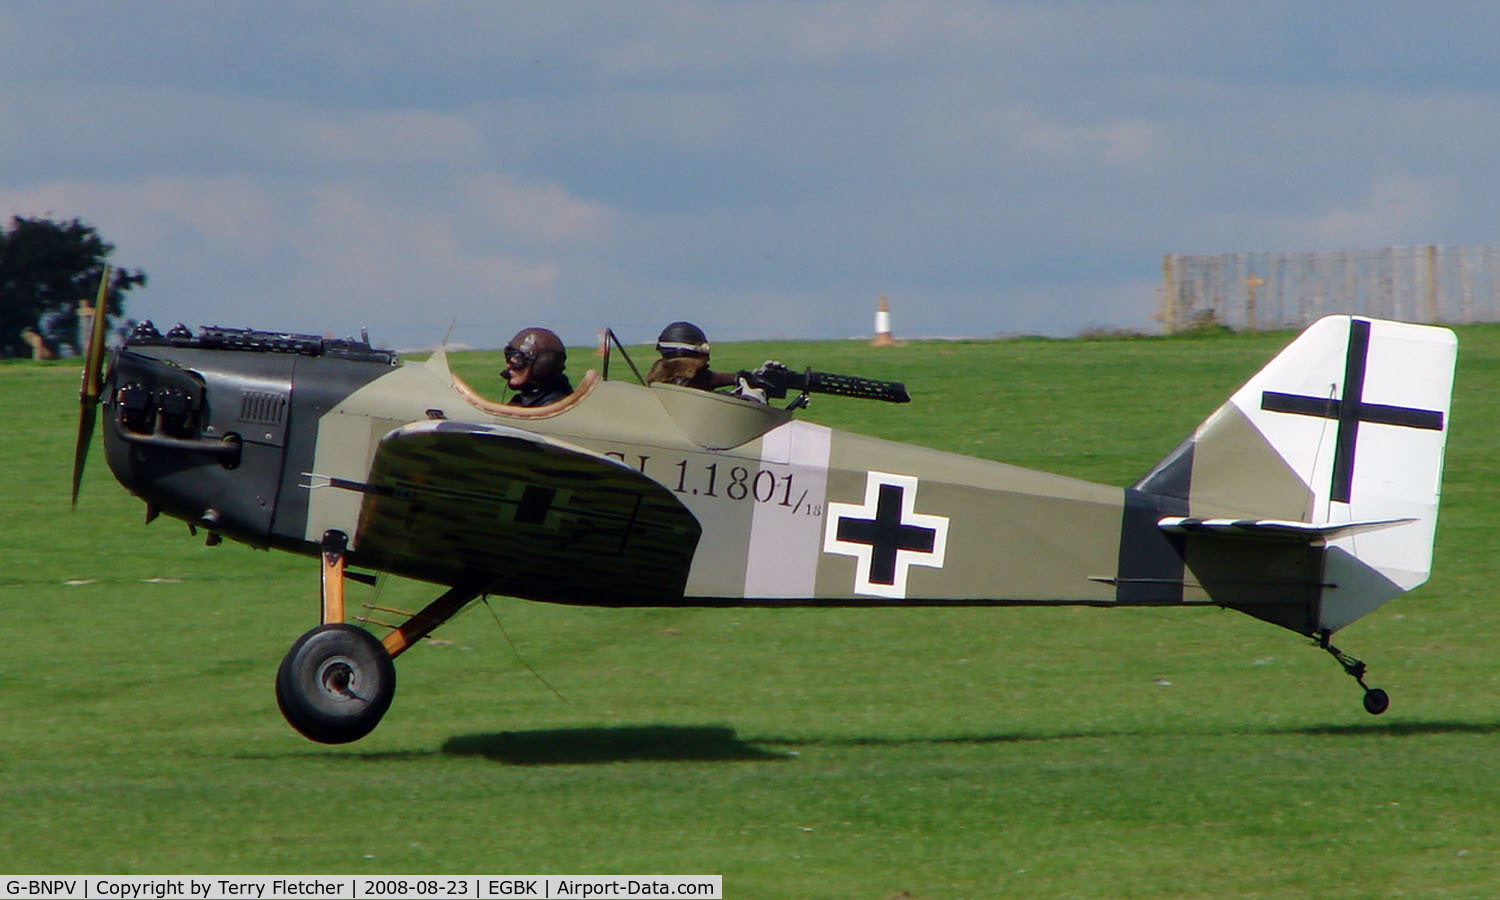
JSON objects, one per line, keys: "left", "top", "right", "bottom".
{"left": 656, "top": 321, "right": 710, "bottom": 360}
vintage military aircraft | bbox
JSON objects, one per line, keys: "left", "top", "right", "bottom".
{"left": 72, "top": 293, "right": 1457, "bottom": 743}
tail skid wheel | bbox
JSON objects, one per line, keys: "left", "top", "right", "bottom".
{"left": 1320, "top": 632, "right": 1390, "bottom": 717}
{"left": 276, "top": 624, "right": 395, "bottom": 743}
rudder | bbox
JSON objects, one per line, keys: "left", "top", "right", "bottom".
{"left": 1134, "top": 315, "right": 1457, "bottom": 635}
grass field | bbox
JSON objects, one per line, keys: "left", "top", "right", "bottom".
{"left": 3, "top": 324, "right": 1498, "bottom": 898}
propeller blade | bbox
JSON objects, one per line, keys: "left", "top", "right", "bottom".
{"left": 71, "top": 404, "right": 97, "bottom": 510}
{"left": 71, "top": 266, "right": 112, "bottom": 508}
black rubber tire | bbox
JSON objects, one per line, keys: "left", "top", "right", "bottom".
{"left": 275, "top": 624, "right": 396, "bottom": 743}
{"left": 1363, "top": 687, "right": 1390, "bottom": 716}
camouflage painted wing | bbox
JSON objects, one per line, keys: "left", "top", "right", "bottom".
{"left": 352, "top": 420, "right": 702, "bottom": 605}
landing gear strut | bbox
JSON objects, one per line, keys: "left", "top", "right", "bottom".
{"left": 1319, "top": 630, "right": 1389, "bottom": 716}
{"left": 275, "top": 530, "right": 484, "bottom": 743}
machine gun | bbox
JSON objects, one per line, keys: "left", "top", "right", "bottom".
{"left": 739, "top": 361, "right": 910, "bottom": 408}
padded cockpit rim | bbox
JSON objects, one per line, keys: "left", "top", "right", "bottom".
{"left": 450, "top": 369, "right": 601, "bottom": 418}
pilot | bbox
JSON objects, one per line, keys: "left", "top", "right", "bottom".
{"left": 646, "top": 321, "right": 741, "bottom": 391}
{"left": 502, "top": 327, "right": 573, "bottom": 407}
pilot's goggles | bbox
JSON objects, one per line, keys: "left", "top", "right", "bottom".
{"left": 504, "top": 346, "right": 534, "bottom": 369}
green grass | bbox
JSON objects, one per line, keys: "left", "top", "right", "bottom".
{"left": 3, "top": 325, "right": 1499, "bottom": 897}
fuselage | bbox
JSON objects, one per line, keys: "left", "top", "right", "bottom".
{"left": 102, "top": 324, "right": 1202, "bottom": 610}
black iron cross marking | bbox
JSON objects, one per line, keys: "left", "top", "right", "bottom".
{"left": 835, "top": 483, "right": 938, "bottom": 586}
{"left": 1260, "top": 318, "right": 1444, "bottom": 503}
{"left": 514, "top": 484, "right": 556, "bottom": 525}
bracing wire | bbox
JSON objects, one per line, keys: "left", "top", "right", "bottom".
{"left": 482, "top": 595, "right": 567, "bottom": 702}
{"left": 1312, "top": 382, "right": 1338, "bottom": 525}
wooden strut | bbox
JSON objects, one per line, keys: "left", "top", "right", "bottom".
{"left": 320, "top": 531, "right": 347, "bottom": 626}
{"left": 381, "top": 583, "right": 484, "bottom": 660}
{"left": 320, "top": 530, "right": 481, "bottom": 660}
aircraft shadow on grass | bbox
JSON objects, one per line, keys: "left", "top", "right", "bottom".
{"left": 440, "top": 724, "right": 792, "bottom": 765}
{"left": 439, "top": 719, "right": 1500, "bottom": 766}
{"left": 1280, "top": 719, "right": 1500, "bottom": 738}
{"left": 744, "top": 719, "right": 1500, "bottom": 749}
{"left": 232, "top": 719, "right": 1500, "bottom": 765}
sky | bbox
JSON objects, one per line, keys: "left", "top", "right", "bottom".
{"left": 4, "top": 2, "right": 1499, "bottom": 351}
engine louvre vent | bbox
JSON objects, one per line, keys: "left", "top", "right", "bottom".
{"left": 239, "top": 390, "right": 288, "bottom": 426}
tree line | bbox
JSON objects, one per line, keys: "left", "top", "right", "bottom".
{"left": 0, "top": 216, "right": 146, "bottom": 358}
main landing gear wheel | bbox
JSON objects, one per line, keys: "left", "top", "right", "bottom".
{"left": 1363, "top": 687, "right": 1391, "bottom": 716}
{"left": 276, "top": 624, "right": 396, "bottom": 743}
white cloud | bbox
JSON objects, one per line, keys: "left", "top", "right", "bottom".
{"left": 0, "top": 175, "right": 278, "bottom": 264}
{"left": 284, "top": 182, "right": 562, "bottom": 326}
{"left": 0, "top": 168, "right": 614, "bottom": 347}
{"left": 1015, "top": 117, "right": 1158, "bottom": 168}
{"left": 1303, "top": 172, "right": 1461, "bottom": 249}
{"left": 455, "top": 173, "right": 616, "bottom": 245}
{"left": 290, "top": 110, "right": 489, "bottom": 168}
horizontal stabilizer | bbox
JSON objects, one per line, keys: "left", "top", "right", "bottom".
{"left": 1158, "top": 515, "right": 1416, "bottom": 542}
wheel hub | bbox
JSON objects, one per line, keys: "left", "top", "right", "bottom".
{"left": 315, "top": 655, "right": 364, "bottom": 701}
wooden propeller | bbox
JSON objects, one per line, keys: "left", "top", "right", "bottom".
{"left": 71, "top": 266, "right": 111, "bottom": 508}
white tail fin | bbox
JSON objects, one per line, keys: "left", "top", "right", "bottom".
{"left": 1179, "top": 315, "right": 1457, "bottom": 632}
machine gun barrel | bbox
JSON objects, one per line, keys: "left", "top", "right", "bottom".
{"left": 799, "top": 369, "right": 910, "bottom": 403}
{"left": 743, "top": 364, "right": 910, "bottom": 403}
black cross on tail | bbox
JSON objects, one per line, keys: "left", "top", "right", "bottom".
{"left": 1260, "top": 318, "right": 1445, "bottom": 503}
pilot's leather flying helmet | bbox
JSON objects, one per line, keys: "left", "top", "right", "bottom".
{"left": 504, "top": 327, "right": 567, "bottom": 383}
